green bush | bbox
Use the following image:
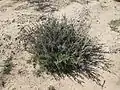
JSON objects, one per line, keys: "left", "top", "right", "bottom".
{"left": 109, "top": 19, "right": 120, "bottom": 33}
{"left": 27, "top": 0, "right": 57, "bottom": 12}
{"left": 3, "top": 56, "right": 13, "bottom": 75}
{"left": 19, "top": 17, "right": 110, "bottom": 85}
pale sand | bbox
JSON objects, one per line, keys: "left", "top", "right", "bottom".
{"left": 0, "top": 0, "right": 120, "bottom": 90}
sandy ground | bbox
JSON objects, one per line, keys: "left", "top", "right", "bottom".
{"left": 0, "top": 0, "right": 120, "bottom": 90}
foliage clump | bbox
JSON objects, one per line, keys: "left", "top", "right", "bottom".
{"left": 109, "top": 19, "right": 120, "bottom": 33}
{"left": 3, "top": 56, "right": 13, "bottom": 75}
{"left": 19, "top": 17, "right": 110, "bottom": 85}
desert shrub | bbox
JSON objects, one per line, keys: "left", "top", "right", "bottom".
{"left": 18, "top": 17, "right": 110, "bottom": 85}
{"left": 27, "top": 0, "right": 57, "bottom": 12}
{"left": 0, "top": 56, "right": 13, "bottom": 88}
{"left": 109, "top": 19, "right": 120, "bottom": 33}
{"left": 48, "top": 85, "right": 56, "bottom": 90}
{"left": 3, "top": 56, "right": 13, "bottom": 75}
{"left": 114, "top": 0, "right": 120, "bottom": 2}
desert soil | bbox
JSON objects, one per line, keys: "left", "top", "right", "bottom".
{"left": 0, "top": 0, "right": 120, "bottom": 90}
